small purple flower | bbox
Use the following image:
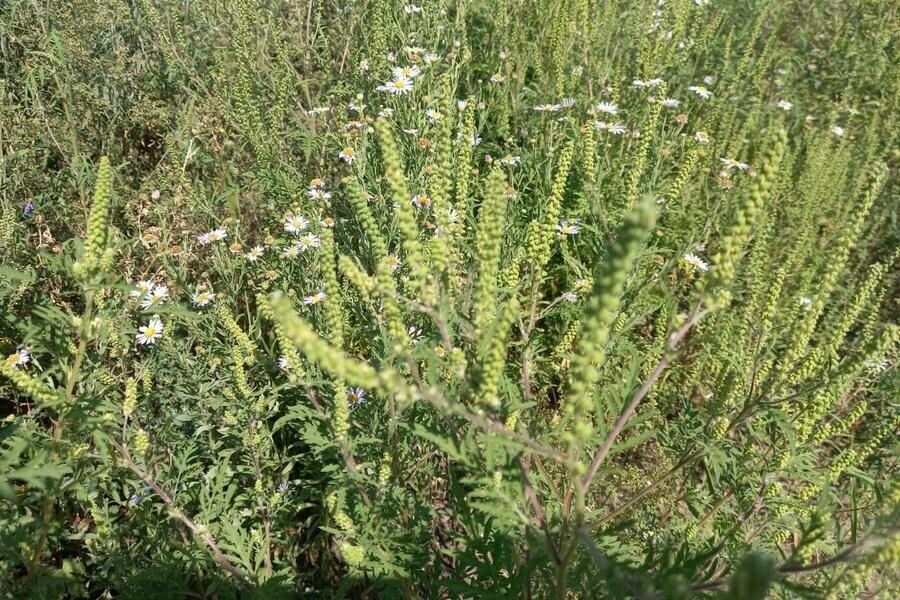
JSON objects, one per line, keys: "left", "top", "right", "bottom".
{"left": 277, "top": 482, "right": 290, "bottom": 494}
{"left": 23, "top": 202, "right": 35, "bottom": 217}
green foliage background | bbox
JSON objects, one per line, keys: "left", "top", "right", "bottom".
{"left": 0, "top": 0, "right": 898, "bottom": 597}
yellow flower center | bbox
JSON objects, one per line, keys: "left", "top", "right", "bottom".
{"left": 144, "top": 327, "right": 156, "bottom": 337}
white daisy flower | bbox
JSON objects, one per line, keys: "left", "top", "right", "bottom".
{"left": 308, "top": 188, "right": 332, "bottom": 201}
{"left": 425, "top": 108, "right": 443, "bottom": 124}
{"left": 5, "top": 348, "right": 30, "bottom": 367}
{"left": 379, "top": 107, "right": 395, "bottom": 119}
{"left": 594, "top": 121, "right": 627, "bottom": 135}
{"left": 775, "top": 99, "right": 793, "bottom": 111}
{"left": 683, "top": 252, "right": 709, "bottom": 272}
{"left": 830, "top": 125, "right": 845, "bottom": 137}
{"left": 246, "top": 245, "right": 265, "bottom": 261}
{"left": 346, "top": 387, "right": 366, "bottom": 408}
{"left": 407, "top": 325, "right": 423, "bottom": 343}
{"left": 534, "top": 104, "right": 561, "bottom": 112}
{"left": 490, "top": 72, "right": 505, "bottom": 84}
{"left": 141, "top": 285, "right": 169, "bottom": 310}
{"left": 556, "top": 220, "right": 580, "bottom": 235}
{"left": 422, "top": 53, "right": 440, "bottom": 65}
{"left": 197, "top": 232, "right": 212, "bottom": 246}
{"left": 688, "top": 85, "right": 713, "bottom": 99}
{"left": 661, "top": 98, "right": 681, "bottom": 108}
{"left": 499, "top": 154, "right": 521, "bottom": 166}
{"left": 209, "top": 228, "right": 227, "bottom": 242}
{"left": 320, "top": 217, "right": 335, "bottom": 228}
{"left": 799, "top": 296, "right": 813, "bottom": 311}
{"left": 338, "top": 147, "right": 357, "bottom": 163}
{"left": 283, "top": 245, "right": 301, "bottom": 258}
{"left": 719, "top": 157, "right": 749, "bottom": 171}
{"left": 150, "top": 189, "right": 161, "bottom": 200}
{"left": 136, "top": 318, "right": 164, "bottom": 345}
{"left": 130, "top": 280, "right": 155, "bottom": 298}
{"left": 296, "top": 234, "right": 320, "bottom": 252}
{"left": 562, "top": 291, "right": 578, "bottom": 303}
{"left": 304, "top": 291, "right": 327, "bottom": 305}
{"left": 278, "top": 355, "right": 292, "bottom": 370}
{"left": 865, "top": 357, "right": 891, "bottom": 374}
{"left": 411, "top": 194, "right": 432, "bottom": 210}
{"left": 392, "top": 65, "right": 420, "bottom": 79}
{"left": 595, "top": 101, "right": 618, "bottom": 115}
{"left": 403, "top": 4, "right": 422, "bottom": 14}
{"left": 192, "top": 291, "right": 215, "bottom": 307}
{"left": 307, "top": 106, "right": 331, "bottom": 115}
{"left": 358, "top": 58, "right": 370, "bottom": 74}
{"left": 386, "top": 254, "right": 402, "bottom": 270}
{"left": 694, "top": 131, "right": 710, "bottom": 144}
{"left": 378, "top": 76, "right": 414, "bottom": 95}
{"left": 284, "top": 215, "right": 310, "bottom": 234}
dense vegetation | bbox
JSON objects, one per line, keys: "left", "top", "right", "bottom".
{"left": 1, "top": 0, "right": 898, "bottom": 597}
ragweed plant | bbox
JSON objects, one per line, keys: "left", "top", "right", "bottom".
{"left": 1, "top": 1, "right": 898, "bottom": 598}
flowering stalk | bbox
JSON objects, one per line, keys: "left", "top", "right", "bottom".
{"left": 345, "top": 178, "right": 406, "bottom": 349}
{"left": 774, "top": 165, "right": 885, "bottom": 384}
{"left": 524, "top": 142, "right": 574, "bottom": 278}
{"left": 375, "top": 119, "right": 435, "bottom": 305}
{"left": 624, "top": 85, "right": 665, "bottom": 210}
{"left": 565, "top": 200, "right": 656, "bottom": 463}
{"left": 478, "top": 297, "right": 520, "bottom": 409}
{"left": 471, "top": 167, "right": 508, "bottom": 333}
{"left": 216, "top": 305, "right": 256, "bottom": 363}
{"left": 706, "top": 128, "right": 787, "bottom": 310}
{"left": 76, "top": 156, "right": 113, "bottom": 279}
